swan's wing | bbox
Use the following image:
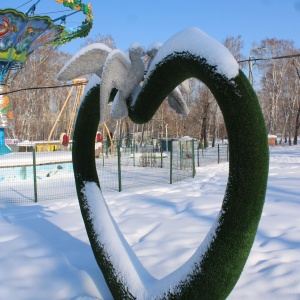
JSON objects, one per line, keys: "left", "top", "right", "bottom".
{"left": 103, "top": 51, "right": 131, "bottom": 83}
{"left": 57, "top": 43, "right": 112, "bottom": 81}
{"left": 100, "top": 50, "right": 131, "bottom": 122}
{"left": 167, "top": 87, "right": 189, "bottom": 115}
{"left": 108, "top": 51, "right": 145, "bottom": 121}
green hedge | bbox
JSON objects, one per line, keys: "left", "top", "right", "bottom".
{"left": 72, "top": 52, "right": 269, "bottom": 299}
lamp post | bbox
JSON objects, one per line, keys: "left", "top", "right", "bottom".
{"left": 249, "top": 55, "right": 254, "bottom": 85}
{"left": 249, "top": 47, "right": 267, "bottom": 86}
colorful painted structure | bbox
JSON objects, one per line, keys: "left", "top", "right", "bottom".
{"left": 0, "top": 0, "right": 93, "bottom": 155}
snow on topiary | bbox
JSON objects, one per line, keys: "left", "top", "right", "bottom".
{"left": 61, "top": 27, "right": 269, "bottom": 299}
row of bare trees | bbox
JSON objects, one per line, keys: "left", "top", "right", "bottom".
{"left": 252, "top": 39, "right": 300, "bottom": 144}
{"left": 6, "top": 45, "right": 71, "bottom": 141}
{"left": 4, "top": 34, "right": 300, "bottom": 146}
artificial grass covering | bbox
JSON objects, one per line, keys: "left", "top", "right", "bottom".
{"left": 72, "top": 51, "right": 269, "bottom": 299}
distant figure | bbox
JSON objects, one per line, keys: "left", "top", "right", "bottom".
{"left": 60, "top": 130, "right": 69, "bottom": 151}
{"left": 95, "top": 131, "right": 103, "bottom": 158}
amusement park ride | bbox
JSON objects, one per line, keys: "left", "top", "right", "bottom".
{"left": 47, "top": 77, "right": 87, "bottom": 143}
{"left": 0, "top": 0, "right": 93, "bottom": 155}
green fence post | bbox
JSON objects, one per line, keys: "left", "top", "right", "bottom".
{"left": 192, "top": 139, "right": 196, "bottom": 178}
{"left": 102, "top": 145, "right": 105, "bottom": 167}
{"left": 227, "top": 144, "right": 229, "bottom": 162}
{"left": 32, "top": 147, "right": 38, "bottom": 202}
{"left": 133, "top": 140, "right": 136, "bottom": 167}
{"left": 170, "top": 142, "right": 173, "bottom": 184}
{"left": 197, "top": 143, "right": 200, "bottom": 168}
{"left": 150, "top": 149, "right": 153, "bottom": 167}
{"left": 117, "top": 143, "right": 122, "bottom": 192}
{"left": 180, "top": 142, "right": 183, "bottom": 170}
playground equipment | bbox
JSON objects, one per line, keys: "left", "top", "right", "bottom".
{"left": 0, "top": 0, "right": 93, "bottom": 155}
{"left": 0, "top": 84, "right": 13, "bottom": 154}
{"left": 47, "top": 78, "right": 116, "bottom": 154}
{"left": 47, "top": 78, "right": 86, "bottom": 144}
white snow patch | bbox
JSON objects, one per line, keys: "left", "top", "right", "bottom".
{"left": 147, "top": 27, "right": 239, "bottom": 80}
{"left": 82, "top": 74, "right": 101, "bottom": 100}
{"left": 0, "top": 145, "right": 300, "bottom": 298}
{"left": 146, "top": 42, "right": 163, "bottom": 54}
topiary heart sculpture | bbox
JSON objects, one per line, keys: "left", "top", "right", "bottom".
{"left": 62, "top": 27, "right": 269, "bottom": 299}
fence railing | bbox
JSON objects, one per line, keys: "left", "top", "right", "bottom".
{"left": 94, "top": 140, "right": 196, "bottom": 192}
{"left": 196, "top": 143, "right": 229, "bottom": 167}
{"left": 0, "top": 141, "right": 228, "bottom": 204}
{"left": 0, "top": 150, "right": 74, "bottom": 203}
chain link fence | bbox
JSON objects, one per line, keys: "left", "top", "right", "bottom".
{"left": 0, "top": 141, "right": 228, "bottom": 204}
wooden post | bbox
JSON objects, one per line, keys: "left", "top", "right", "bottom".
{"left": 47, "top": 78, "right": 86, "bottom": 146}
{"left": 67, "top": 79, "right": 86, "bottom": 138}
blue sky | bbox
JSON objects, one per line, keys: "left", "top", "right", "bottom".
{"left": 3, "top": 0, "right": 300, "bottom": 58}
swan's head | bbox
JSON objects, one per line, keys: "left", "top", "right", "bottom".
{"left": 129, "top": 42, "right": 145, "bottom": 60}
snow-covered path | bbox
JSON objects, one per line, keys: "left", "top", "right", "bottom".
{"left": 0, "top": 145, "right": 299, "bottom": 299}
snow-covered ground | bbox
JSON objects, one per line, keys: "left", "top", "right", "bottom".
{"left": 0, "top": 144, "right": 299, "bottom": 299}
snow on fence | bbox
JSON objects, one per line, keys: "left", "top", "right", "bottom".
{"left": 0, "top": 141, "right": 228, "bottom": 204}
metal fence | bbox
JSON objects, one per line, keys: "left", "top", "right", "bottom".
{"left": 0, "top": 151, "right": 74, "bottom": 204}
{"left": 0, "top": 141, "right": 228, "bottom": 204}
{"left": 195, "top": 143, "right": 229, "bottom": 167}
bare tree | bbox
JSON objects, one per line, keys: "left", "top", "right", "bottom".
{"left": 81, "top": 33, "right": 116, "bottom": 49}
{"left": 6, "top": 33, "right": 300, "bottom": 147}
{"left": 6, "top": 45, "right": 71, "bottom": 141}
{"left": 223, "top": 35, "right": 247, "bottom": 68}
{"left": 254, "top": 38, "right": 300, "bottom": 143}
{"left": 291, "top": 60, "right": 300, "bottom": 144}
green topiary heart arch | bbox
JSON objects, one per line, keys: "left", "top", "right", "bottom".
{"left": 71, "top": 28, "right": 269, "bottom": 299}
